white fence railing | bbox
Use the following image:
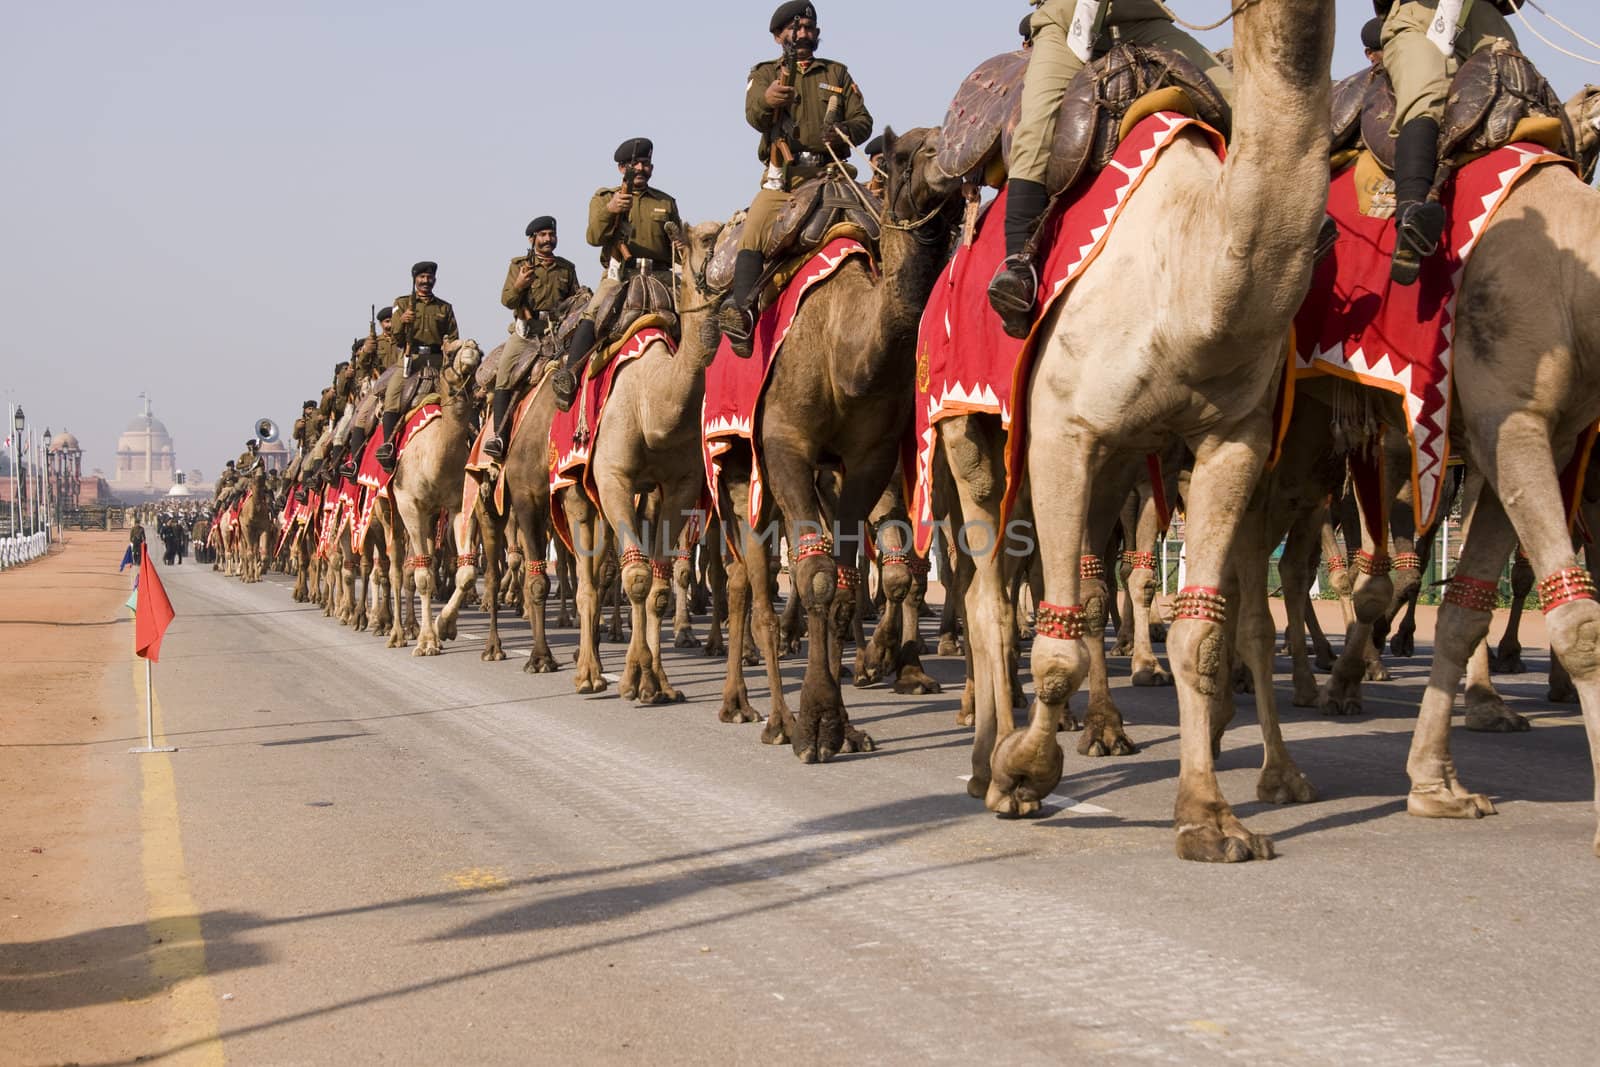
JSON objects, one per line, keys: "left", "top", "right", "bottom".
{"left": 0, "top": 531, "right": 49, "bottom": 570}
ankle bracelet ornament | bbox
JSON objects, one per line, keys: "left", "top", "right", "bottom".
{"left": 1035, "top": 601, "right": 1085, "bottom": 640}
{"left": 1079, "top": 554, "right": 1104, "bottom": 581}
{"left": 1354, "top": 550, "right": 1390, "bottom": 576}
{"left": 525, "top": 559, "right": 547, "bottom": 577}
{"left": 1391, "top": 552, "right": 1421, "bottom": 573}
{"left": 1539, "top": 567, "right": 1597, "bottom": 612}
{"left": 406, "top": 555, "right": 431, "bottom": 571}
{"left": 1325, "top": 554, "right": 1346, "bottom": 573}
{"left": 456, "top": 552, "right": 477, "bottom": 569}
{"left": 836, "top": 564, "right": 861, "bottom": 591}
{"left": 651, "top": 559, "right": 673, "bottom": 582}
{"left": 1173, "top": 586, "right": 1227, "bottom": 624}
{"left": 1124, "top": 551, "right": 1155, "bottom": 570}
{"left": 795, "top": 531, "right": 831, "bottom": 562}
{"left": 1442, "top": 575, "right": 1498, "bottom": 613}
{"left": 880, "top": 550, "right": 911, "bottom": 570}
{"left": 620, "top": 546, "right": 649, "bottom": 570}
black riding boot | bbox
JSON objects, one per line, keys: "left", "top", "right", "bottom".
{"left": 553, "top": 320, "right": 597, "bottom": 413}
{"left": 1390, "top": 117, "right": 1444, "bottom": 285}
{"left": 374, "top": 410, "right": 402, "bottom": 471}
{"left": 987, "top": 178, "right": 1048, "bottom": 338}
{"left": 719, "top": 249, "right": 764, "bottom": 358}
{"left": 338, "top": 429, "right": 362, "bottom": 477}
{"left": 484, "top": 388, "right": 513, "bottom": 459}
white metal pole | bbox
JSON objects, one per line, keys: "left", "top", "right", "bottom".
{"left": 145, "top": 658, "right": 155, "bottom": 749}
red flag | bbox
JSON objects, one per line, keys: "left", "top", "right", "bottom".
{"left": 135, "top": 548, "right": 176, "bottom": 662}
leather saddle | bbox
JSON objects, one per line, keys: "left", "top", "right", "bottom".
{"left": 930, "top": 43, "right": 1231, "bottom": 197}
{"left": 478, "top": 288, "right": 594, "bottom": 394}
{"left": 592, "top": 270, "right": 677, "bottom": 362}
{"left": 1331, "top": 42, "right": 1575, "bottom": 180}
{"left": 705, "top": 169, "right": 883, "bottom": 295}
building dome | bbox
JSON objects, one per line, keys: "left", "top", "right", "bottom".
{"left": 111, "top": 397, "right": 180, "bottom": 500}
{"left": 125, "top": 413, "right": 172, "bottom": 438}
{"left": 49, "top": 430, "right": 81, "bottom": 453}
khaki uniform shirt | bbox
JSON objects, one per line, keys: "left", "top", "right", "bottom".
{"left": 501, "top": 255, "right": 580, "bottom": 319}
{"left": 1032, "top": 0, "right": 1168, "bottom": 29}
{"left": 375, "top": 331, "right": 400, "bottom": 371}
{"left": 391, "top": 294, "right": 460, "bottom": 351}
{"left": 745, "top": 56, "right": 873, "bottom": 163}
{"left": 585, "top": 186, "right": 681, "bottom": 267}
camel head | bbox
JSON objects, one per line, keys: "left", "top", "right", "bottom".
{"left": 1565, "top": 85, "right": 1600, "bottom": 183}
{"left": 440, "top": 338, "right": 483, "bottom": 404}
{"left": 880, "top": 126, "right": 963, "bottom": 252}
{"left": 673, "top": 219, "right": 728, "bottom": 353}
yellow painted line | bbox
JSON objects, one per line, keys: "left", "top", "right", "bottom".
{"left": 134, "top": 661, "right": 225, "bottom": 1065}
{"left": 448, "top": 867, "right": 510, "bottom": 892}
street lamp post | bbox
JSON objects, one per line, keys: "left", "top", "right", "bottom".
{"left": 42, "top": 427, "right": 51, "bottom": 541}
{"left": 13, "top": 405, "right": 25, "bottom": 537}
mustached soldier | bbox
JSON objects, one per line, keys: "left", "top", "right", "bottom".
{"left": 720, "top": 1, "right": 873, "bottom": 358}
{"left": 550, "top": 138, "right": 681, "bottom": 412}
{"left": 987, "top": 1, "right": 1233, "bottom": 337}
{"left": 376, "top": 261, "right": 459, "bottom": 471}
{"left": 484, "top": 215, "right": 579, "bottom": 459}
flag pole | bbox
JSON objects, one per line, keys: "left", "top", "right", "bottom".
{"left": 130, "top": 553, "right": 177, "bottom": 755}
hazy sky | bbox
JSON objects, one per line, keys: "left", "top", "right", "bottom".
{"left": 3, "top": 1, "right": 1597, "bottom": 481}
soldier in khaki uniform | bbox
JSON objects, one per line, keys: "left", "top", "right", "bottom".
{"left": 377, "top": 261, "right": 459, "bottom": 470}
{"left": 862, "top": 133, "right": 886, "bottom": 198}
{"left": 551, "top": 138, "right": 682, "bottom": 411}
{"left": 1380, "top": 0, "right": 1519, "bottom": 284}
{"left": 339, "top": 307, "right": 399, "bottom": 477}
{"left": 720, "top": 1, "right": 873, "bottom": 357}
{"left": 485, "top": 216, "right": 580, "bottom": 458}
{"left": 987, "top": 0, "right": 1234, "bottom": 336}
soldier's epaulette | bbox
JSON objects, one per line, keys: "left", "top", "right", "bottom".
{"left": 595, "top": 186, "right": 618, "bottom": 199}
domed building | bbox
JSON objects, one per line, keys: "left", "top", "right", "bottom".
{"left": 109, "top": 396, "right": 180, "bottom": 500}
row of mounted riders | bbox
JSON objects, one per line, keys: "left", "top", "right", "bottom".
{"left": 208, "top": 5, "right": 1600, "bottom": 862}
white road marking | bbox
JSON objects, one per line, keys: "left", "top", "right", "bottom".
{"left": 956, "top": 775, "right": 1111, "bottom": 815}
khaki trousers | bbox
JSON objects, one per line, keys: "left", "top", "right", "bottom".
{"left": 739, "top": 185, "right": 792, "bottom": 253}
{"left": 1011, "top": 6, "right": 1235, "bottom": 186}
{"left": 494, "top": 328, "right": 541, "bottom": 391}
{"left": 1382, "top": 2, "right": 1517, "bottom": 133}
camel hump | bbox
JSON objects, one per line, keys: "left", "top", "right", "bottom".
{"left": 934, "top": 44, "right": 1230, "bottom": 197}
{"left": 1356, "top": 42, "right": 1573, "bottom": 174}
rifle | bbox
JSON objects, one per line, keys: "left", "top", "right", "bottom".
{"left": 366, "top": 304, "right": 378, "bottom": 375}
{"left": 768, "top": 37, "right": 800, "bottom": 172}
{"left": 612, "top": 160, "right": 642, "bottom": 270}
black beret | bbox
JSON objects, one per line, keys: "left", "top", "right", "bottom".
{"left": 351, "top": 338, "right": 363, "bottom": 353}
{"left": 411, "top": 260, "right": 437, "bottom": 276}
{"left": 525, "top": 215, "right": 557, "bottom": 236}
{"left": 1020, "top": 13, "right": 1035, "bottom": 41}
{"left": 1360, "top": 17, "right": 1384, "bottom": 52}
{"left": 376, "top": 305, "right": 393, "bottom": 322}
{"left": 303, "top": 399, "right": 318, "bottom": 410}
{"left": 863, "top": 134, "right": 884, "bottom": 159}
{"left": 770, "top": 1, "right": 816, "bottom": 33}
{"left": 614, "top": 137, "right": 653, "bottom": 163}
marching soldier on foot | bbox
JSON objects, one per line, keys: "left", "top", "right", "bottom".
{"left": 720, "top": 1, "right": 873, "bottom": 358}
{"left": 1379, "top": 0, "right": 1520, "bottom": 284}
{"left": 986, "top": 0, "right": 1233, "bottom": 337}
{"left": 552, "top": 139, "right": 681, "bottom": 412}
{"left": 485, "top": 216, "right": 579, "bottom": 458}
{"left": 376, "top": 261, "right": 459, "bottom": 471}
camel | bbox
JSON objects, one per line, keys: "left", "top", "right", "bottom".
{"left": 384, "top": 339, "right": 481, "bottom": 656}
{"left": 713, "top": 128, "right": 963, "bottom": 760}
{"left": 559, "top": 221, "right": 722, "bottom": 705}
{"left": 235, "top": 466, "right": 273, "bottom": 583}
{"left": 971, "top": 0, "right": 1335, "bottom": 863}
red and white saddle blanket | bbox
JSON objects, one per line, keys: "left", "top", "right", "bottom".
{"left": 548, "top": 327, "right": 671, "bottom": 552}
{"left": 345, "top": 403, "right": 440, "bottom": 553}
{"left": 905, "top": 112, "right": 1221, "bottom": 555}
{"left": 1293, "top": 142, "right": 1571, "bottom": 527}
{"left": 701, "top": 236, "right": 871, "bottom": 532}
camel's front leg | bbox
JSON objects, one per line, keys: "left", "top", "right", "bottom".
{"left": 565, "top": 492, "right": 610, "bottom": 693}
{"left": 1167, "top": 430, "right": 1277, "bottom": 862}
{"left": 1280, "top": 504, "right": 1325, "bottom": 707}
{"left": 1463, "top": 631, "right": 1530, "bottom": 733}
{"left": 1320, "top": 450, "right": 1396, "bottom": 717}
{"left": 1128, "top": 487, "right": 1171, "bottom": 687}
{"left": 386, "top": 514, "right": 409, "bottom": 648}
{"left": 672, "top": 545, "right": 700, "bottom": 649}
{"left": 408, "top": 525, "right": 443, "bottom": 657}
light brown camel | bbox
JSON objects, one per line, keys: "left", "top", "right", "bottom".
{"left": 562, "top": 221, "right": 722, "bottom": 705}
{"left": 714, "top": 129, "right": 963, "bottom": 760}
{"left": 385, "top": 339, "right": 481, "bottom": 655}
{"left": 988, "top": 0, "right": 1335, "bottom": 863}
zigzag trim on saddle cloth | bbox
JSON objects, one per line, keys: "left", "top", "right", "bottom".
{"left": 349, "top": 403, "right": 441, "bottom": 553}
{"left": 461, "top": 370, "right": 553, "bottom": 543}
{"left": 315, "top": 479, "right": 349, "bottom": 560}
{"left": 548, "top": 327, "right": 673, "bottom": 553}
{"left": 903, "top": 112, "right": 1225, "bottom": 557}
{"left": 592, "top": 314, "right": 678, "bottom": 376}
{"left": 701, "top": 236, "right": 872, "bottom": 538}
{"left": 1294, "top": 142, "right": 1573, "bottom": 528}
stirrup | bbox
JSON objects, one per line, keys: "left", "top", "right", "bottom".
{"left": 987, "top": 254, "right": 1038, "bottom": 339}
{"left": 1313, "top": 214, "right": 1339, "bottom": 265}
{"left": 552, "top": 368, "right": 578, "bottom": 412}
{"left": 483, "top": 433, "right": 506, "bottom": 461}
{"left": 720, "top": 304, "right": 755, "bottom": 359}
{"left": 1390, "top": 202, "right": 1444, "bottom": 286}
{"left": 375, "top": 443, "right": 396, "bottom": 472}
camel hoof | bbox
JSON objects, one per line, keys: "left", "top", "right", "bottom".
{"left": 674, "top": 631, "right": 701, "bottom": 650}
{"left": 1363, "top": 660, "right": 1392, "bottom": 682}
{"left": 1548, "top": 680, "right": 1580, "bottom": 704}
{"left": 936, "top": 634, "right": 962, "bottom": 657}
{"left": 955, "top": 706, "right": 974, "bottom": 728}
{"left": 412, "top": 644, "right": 440, "bottom": 657}
{"left": 703, "top": 639, "right": 726, "bottom": 658}
{"left": 760, "top": 718, "right": 790, "bottom": 746}
{"left": 842, "top": 727, "right": 875, "bottom": 753}
{"left": 985, "top": 725, "right": 1063, "bottom": 817}
{"left": 795, "top": 743, "right": 823, "bottom": 764}
{"left": 1489, "top": 651, "right": 1526, "bottom": 675}
{"left": 576, "top": 677, "right": 608, "bottom": 694}
{"left": 1389, "top": 633, "right": 1415, "bottom": 658}
{"left": 1319, "top": 688, "right": 1362, "bottom": 717}
{"left": 1464, "top": 702, "right": 1531, "bottom": 733}
{"left": 481, "top": 646, "right": 507, "bottom": 662}
{"left": 1314, "top": 649, "right": 1336, "bottom": 671}
{"left": 522, "top": 656, "right": 557, "bottom": 675}
{"left": 719, "top": 700, "right": 759, "bottom": 724}
{"left": 1131, "top": 665, "right": 1172, "bottom": 687}
{"left": 1291, "top": 680, "right": 1320, "bottom": 708}
{"left": 965, "top": 775, "right": 988, "bottom": 799}
{"left": 1110, "top": 637, "right": 1134, "bottom": 657}
{"left": 743, "top": 649, "right": 762, "bottom": 667}
{"left": 891, "top": 669, "right": 941, "bottom": 696}
{"left": 1175, "top": 822, "right": 1275, "bottom": 863}
{"left": 607, "top": 627, "right": 625, "bottom": 643}
{"left": 1408, "top": 786, "right": 1496, "bottom": 819}
{"left": 1257, "top": 763, "right": 1317, "bottom": 805}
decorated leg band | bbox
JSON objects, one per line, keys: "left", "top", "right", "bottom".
{"left": 651, "top": 559, "right": 673, "bottom": 581}
{"left": 795, "top": 532, "right": 831, "bottom": 562}
{"left": 1391, "top": 552, "right": 1421, "bottom": 573}
{"left": 880, "top": 550, "right": 911, "bottom": 569}
{"left": 672, "top": 548, "right": 691, "bottom": 563}
{"left": 620, "top": 546, "right": 649, "bottom": 569}
{"left": 407, "top": 555, "right": 431, "bottom": 571}
{"left": 1173, "top": 585, "right": 1227, "bottom": 624}
{"left": 836, "top": 564, "right": 861, "bottom": 590}
{"left": 1126, "top": 551, "right": 1155, "bottom": 570}
{"left": 1325, "top": 554, "right": 1346, "bottom": 573}
{"left": 456, "top": 553, "right": 477, "bottom": 568}
{"left": 1539, "top": 566, "right": 1597, "bottom": 613}
{"left": 1442, "top": 575, "right": 1498, "bottom": 613}
{"left": 907, "top": 556, "right": 931, "bottom": 576}
{"left": 526, "top": 559, "right": 547, "bottom": 577}
{"left": 1035, "top": 601, "right": 1086, "bottom": 640}
{"left": 1079, "top": 554, "right": 1104, "bottom": 581}
{"left": 1354, "top": 550, "right": 1390, "bottom": 576}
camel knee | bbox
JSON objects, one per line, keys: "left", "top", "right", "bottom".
{"left": 1434, "top": 605, "right": 1493, "bottom": 662}
{"left": 1030, "top": 638, "right": 1080, "bottom": 706}
{"left": 1168, "top": 619, "right": 1227, "bottom": 697}
{"left": 880, "top": 565, "right": 911, "bottom": 604}
{"left": 1350, "top": 575, "right": 1394, "bottom": 622}
{"left": 1547, "top": 601, "right": 1600, "bottom": 680}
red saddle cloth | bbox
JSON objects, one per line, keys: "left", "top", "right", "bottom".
{"left": 905, "top": 112, "right": 1221, "bottom": 555}
{"left": 548, "top": 328, "right": 672, "bottom": 552}
{"left": 701, "top": 236, "right": 872, "bottom": 533}
{"left": 1293, "top": 143, "right": 1570, "bottom": 527}
{"left": 346, "top": 403, "right": 441, "bottom": 553}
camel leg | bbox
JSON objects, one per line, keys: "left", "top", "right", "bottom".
{"left": 1320, "top": 461, "right": 1395, "bottom": 717}
{"left": 401, "top": 505, "right": 445, "bottom": 658}
{"left": 385, "top": 510, "right": 409, "bottom": 648}
{"left": 511, "top": 489, "right": 558, "bottom": 675}
{"left": 478, "top": 498, "right": 507, "bottom": 663}
{"left": 555, "top": 540, "right": 576, "bottom": 629}
{"left": 725, "top": 479, "right": 792, "bottom": 739}
{"left": 562, "top": 491, "right": 610, "bottom": 693}
{"left": 1281, "top": 503, "right": 1325, "bottom": 708}
{"left": 717, "top": 545, "right": 760, "bottom": 724}
{"left": 1462, "top": 635, "right": 1530, "bottom": 732}
{"left": 1128, "top": 487, "right": 1171, "bottom": 687}
{"left": 703, "top": 518, "right": 729, "bottom": 659}
{"left": 672, "top": 540, "right": 700, "bottom": 649}
{"left": 1490, "top": 550, "right": 1534, "bottom": 672}
{"left": 779, "top": 586, "right": 804, "bottom": 657}
{"left": 435, "top": 485, "right": 483, "bottom": 648}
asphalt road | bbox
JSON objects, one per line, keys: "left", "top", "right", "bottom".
{"left": 119, "top": 562, "right": 1600, "bottom": 1065}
